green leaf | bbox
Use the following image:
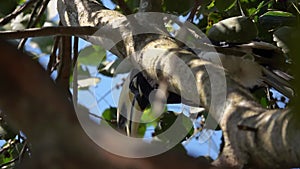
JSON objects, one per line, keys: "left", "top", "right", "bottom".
{"left": 251, "top": 87, "right": 269, "bottom": 108}
{"left": 102, "top": 107, "right": 117, "bottom": 121}
{"left": 78, "top": 45, "right": 106, "bottom": 66}
{"left": 0, "top": 150, "right": 13, "bottom": 165}
{"left": 153, "top": 111, "right": 193, "bottom": 142}
{"left": 101, "top": 107, "right": 118, "bottom": 129}
{"left": 207, "top": 1, "right": 216, "bottom": 10}
{"left": 207, "top": 16, "right": 258, "bottom": 43}
{"left": 35, "top": 13, "right": 47, "bottom": 28}
{"left": 263, "top": 11, "right": 294, "bottom": 17}
{"left": 0, "top": 140, "right": 27, "bottom": 166}
{"left": 247, "top": 8, "right": 257, "bottom": 16}
{"left": 137, "top": 123, "right": 147, "bottom": 136}
{"left": 154, "top": 111, "right": 177, "bottom": 136}
{"left": 9, "top": 141, "right": 24, "bottom": 158}
{"left": 260, "top": 97, "right": 268, "bottom": 108}
{"left": 206, "top": 12, "right": 222, "bottom": 33}
{"left": 259, "top": 11, "right": 296, "bottom": 30}
{"left": 141, "top": 107, "right": 155, "bottom": 123}
{"left": 141, "top": 107, "right": 164, "bottom": 127}
{"left": 249, "top": 1, "right": 265, "bottom": 16}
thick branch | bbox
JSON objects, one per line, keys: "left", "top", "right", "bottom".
{"left": 56, "top": 0, "right": 300, "bottom": 168}
{"left": 0, "top": 39, "right": 214, "bottom": 169}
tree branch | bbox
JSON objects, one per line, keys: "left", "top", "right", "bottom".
{"left": 0, "top": 26, "right": 99, "bottom": 39}
{"left": 56, "top": 0, "right": 300, "bottom": 168}
{"left": 17, "top": 0, "right": 44, "bottom": 50}
{"left": 187, "top": 0, "right": 201, "bottom": 22}
{"left": 0, "top": 0, "right": 38, "bottom": 26}
{"left": 47, "top": 36, "right": 60, "bottom": 74}
{"left": 0, "top": 39, "right": 216, "bottom": 169}
{"left": 55, "top": 36, "right": 72, "bottom": 99}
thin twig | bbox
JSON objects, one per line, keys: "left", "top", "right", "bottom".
{"left": 0, "top": 0, "right": 39, "bottom": 26}
{"left": 97, "top": 87, "right": 117, "bottom": 103}
{"left": 72, "top": 37, "right": 79, "bottom": 106}
{"left": 18, "top": 141, "right": 28, "bottom": 164}
{"left": 102, "top": 98, "right": 111, "bottom": 107}
{"left": 187, "top": 0, "right": 201, "bottom": 23}
{"left": 56, "top": 36, "right": 72, "bottom": 98}
{"left": 0, "top": 26, "right": 99, "bottom": 39}
{"left": 86, "top": 80, "right": 124, "bottom": 113}
{"left": 0, "top": 140, "right": 16, "bottom": 154}
{"left": 96, "top": 80, "right": 125, "bottom": 103}
{"left": 17, "top": 0, "right": 43, "bottom": 50}
{"left": 0, "top": 141, "right": 28, "bottom": 168}
{"left": 18, "top": 0, "right": 51, "bottom": 50}
{"left": 47, "top": 37, "right": 60, "bottom": 74}
{"left": 72, "top": 36, "right": 79, "bottom": 68}
{"left": 89, "top": 112, "right": 105, "bottom": 121}
{"left": 26, "top": 0, "right": 43, "bottom": 28}
{"left": 237, "top": 0, "right": 245, "bottom": 16}
{"left": 73, "top": 63, "right": 78, "bottom": 108}
{"left": 292, "top": 2, "right": 300, "bottom": 14}
{"left": 30, "top": 0, "right": 51, "bottom": 28}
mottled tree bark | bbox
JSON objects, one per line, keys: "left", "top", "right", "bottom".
{"left": 0, "top": 0, "right": 299, "bottom": 168}
{"left": 56, "top": 0, "right": 300, "bottom": 168}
